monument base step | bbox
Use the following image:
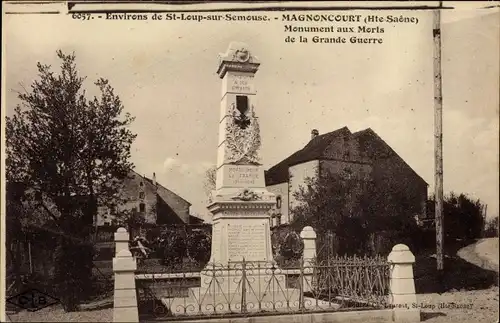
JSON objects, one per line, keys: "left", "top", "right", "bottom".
{"left": 199, "top": 267, "right": 288, "bottom": 295}
{"left": 161, "top": 287, "right": 340, "bottom": 315}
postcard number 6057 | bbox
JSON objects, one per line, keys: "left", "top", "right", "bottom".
{"left": 71, "top": 13, "right": 92, "bottom": 21}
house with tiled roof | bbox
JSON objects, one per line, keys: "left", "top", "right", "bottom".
{"left": 96, "top": 170, "right": 200, "bottom": 226}
{"left": 265, "top": 127, "right": 428, "bottom": 227}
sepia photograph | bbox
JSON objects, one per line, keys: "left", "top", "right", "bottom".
{"left": 1, "top": 1, "right": 499, "bottom": 322}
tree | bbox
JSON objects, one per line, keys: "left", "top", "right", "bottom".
{"left": 6, "top": 50, "right": 136, "bottom": 311}
{"left": 289, "top": 168, "right": 372, "bottom": 234}
{"left": 289, "top": 168, "right": 378, "bottom": 256}
{"left": 203, "top": 165, "right": 217, "bottom": 200}
{"left": 426, "top": 192, "right": 486, "bottom": 242}
{"left": 289, "top": 166, "right": 423, "bottom": 256}
{"left": 484, "top": 216, "right": 499, "bottom": 238}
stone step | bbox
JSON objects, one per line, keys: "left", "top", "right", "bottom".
{"left": 185, "top": 287, "right": 302, "bottom": 299}
{"left": 161, "top": 287, "right": 339, "bottom": 316}
{"left": 199, "top": 270, "right": 289, "bottom": 298}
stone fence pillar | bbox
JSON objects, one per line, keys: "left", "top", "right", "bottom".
{"left": 300, "top": 226, "right": 317, "bottom": 292}
{"left": 113, "top": 228, "right": 139, "bottom": 323}
{"left": 387, "top": 244, "right": 420, "bottom": 322}
{"left": 114, "top": 227, "right": 129, "bottom": 256}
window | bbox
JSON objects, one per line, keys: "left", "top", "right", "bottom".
{"left": 276, "top": 215, "right": 282, "bottom": 226}
{"left": 276, "top": 196, "right": 282, "bottom": 209}
{"left": 139, "top": 192, "right": 145, "bottom": 199}
{"left": 139, "top": 203, "right": 145, "bottom": 212}
{"left": 139, "top": 181, "right": 144, "bottom": 187}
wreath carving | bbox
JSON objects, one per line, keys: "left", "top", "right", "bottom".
{"left": 225, "top": 103, "right": 261, "bottom": 165}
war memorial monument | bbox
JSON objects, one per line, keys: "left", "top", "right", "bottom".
{"left": 161, "top": 42, "right": 332, "bottom": 314}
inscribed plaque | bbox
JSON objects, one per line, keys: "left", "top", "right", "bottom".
{"left": 227, "top": 223, "right": 267, "bottom": 261}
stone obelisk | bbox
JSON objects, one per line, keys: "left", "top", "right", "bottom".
{"left": 207, "top": 42, "right": 276, "bottom": 268}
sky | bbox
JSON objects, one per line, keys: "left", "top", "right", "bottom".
{"left": 3, "top": 2, "right": 499, "bottom": 221}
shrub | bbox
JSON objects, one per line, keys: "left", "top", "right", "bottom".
{"left": 157, "top": 228, "right": 187, "bottom": 266}
{"left": 186, "top": 230, "right": 211, "bottom": 265}
{"left": 53, "top": 239, "right": 94, "bottom": 311}
{"left": 272, "top": 226, "right": 303, "bottom": 266}
{"left": 281, "top": 232, "right": 304, "bottom": 260}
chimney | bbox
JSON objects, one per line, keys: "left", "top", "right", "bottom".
{"left": 311, "top": 129, "right": 319, "bottom": 140}
{"left": 153, "top": 172, "right": 157, "bottom": 186}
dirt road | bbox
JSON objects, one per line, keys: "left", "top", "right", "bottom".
{"left": 457, "top": 238, "right": 499, "bottom": 273}
{"left": 417, "top": 237, "right": 499, "bottom": 322}
{"left": 417, "top": 286, "right": 499, "bottom": 323}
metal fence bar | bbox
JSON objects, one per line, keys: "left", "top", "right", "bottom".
{"left": 241, "top": 258, "right": 247, "bottom": 314}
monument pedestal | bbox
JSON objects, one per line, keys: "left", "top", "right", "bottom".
{"left": 201, "top": 197, "right": 282, "bottom": 295}
{"left": 207, "top": 199, "right": 275, "bottom": 261}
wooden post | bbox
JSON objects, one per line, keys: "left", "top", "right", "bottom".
{"left": 433, "top": 1, "right": 444, "bottom": 272}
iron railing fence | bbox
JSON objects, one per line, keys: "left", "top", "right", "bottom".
{"left": 312, "top": 255, "right": 390, "bottom": 308}
{"left": 135, "top": 256, "right": 390, "bottom": 321}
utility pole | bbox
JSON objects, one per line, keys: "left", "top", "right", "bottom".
{"left": 433, "top": 1, "right": 444, "bottom": 272}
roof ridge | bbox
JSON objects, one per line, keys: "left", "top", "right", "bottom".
{"left": 351, "top": 130, "right": 428, "bottom": 185}
{"left": 352, "top": 127, "right": 373, "bottom": 136}
{"left": 314, "top": 126, "right": 351, "bottom": 139}
{"left": 317, "top": 126, "right": 352, "bottom": 156}
{"left": 157, "top": 182, "right": 192, "bottom": 207}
